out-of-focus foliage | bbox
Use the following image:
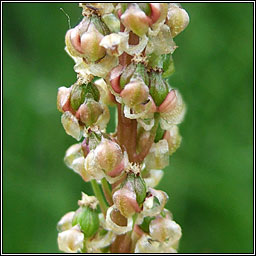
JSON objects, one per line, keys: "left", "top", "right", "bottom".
{"left": 3, "top": 3, "right": 253, "bottom": 253}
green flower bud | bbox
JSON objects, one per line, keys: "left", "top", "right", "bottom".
{"left": 72, "top": 206, "right": 99, "bottom": 238}
{"left": 72, "top": 193, "right": 99, "bottom": 238}
{"left": 126, "top": 173, "right": 147, "bottom": 206}
{"left": 70, "top": 82, "right": 100, "bottom": 111}
{"left": 149, "top": 72, "right": 169, "bottom": 106}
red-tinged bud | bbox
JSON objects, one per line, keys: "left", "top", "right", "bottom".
{"left": 57, "top": 87, "right": 71, "bottom": 113}
{"left": 113, "top": 186, "right": 141, "bottom": 218}
{"left": 121, "top": 4, "right": 150, "bottom": 37}
{"left": 158, "top": 90, "right": 177, "bottom": 113}
{"left": 109, "top": 65, "right": 124, "bottom": 93}
{"left": 120, "top": 79, "right": 149, "bottom": 107}
{"left": 149, "top": 3, "right": 168, "bottom": 25}
{"left": 94, "top": 138, "right": 124, "bottom": 177}
{"left": 76, "top": 99, "right": 104, "bottom": 127}
{"left": 65, "top": 17, "right": 107, "bottom": 62}
{"left": 80, "top": 25, "right": 106, "bottom": 62}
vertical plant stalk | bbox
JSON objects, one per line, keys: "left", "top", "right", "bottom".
{"left": 90, "top": 179, "right": 108, "bottom": 216}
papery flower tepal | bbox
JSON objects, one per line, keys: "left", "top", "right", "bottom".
{"left": 56, "top": 2, "right": 189, "bottom": 253}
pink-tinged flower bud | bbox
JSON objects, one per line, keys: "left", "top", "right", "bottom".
{"left": 121, "top": 4, "right": 150, "bottom": 37}
{"left": 80, "top": 25, "right": 106, "bottom": 62}
{"left": 57, "top": 225, "right": 84, "bottom": 253}
{"left": 113, "top": 186, "right": 141, "bottom": 218}
{"left": 149, "top": 216, "right": 182, "bottom": 244}
{"left": 149, "top": 3, "right": 168, "bottom": 25}
{"left": 65, "top": 17, "right": 107, "bottom": 62}
{"left": 163, "top": 125, "right": 182, "bottom": 156}
{"left": 108, "top": 65, "right": 124, "bottom": 93}
{"left": 120, "top": 79, "right": 149, "bottom": 107}
{"left": 166, "top": 4, "right": 190, "bottom": 38}
{"left": 57, "top": 211, "right": 75, "bottom": 232}
{"left": 158, "top": 89, "right": 177, "bottom": 113}
{"left": 57, "top": 86, "right": 72, "bottom": 113}
{"left": 159, "top": 90, "right": 186, "bottom": 129}
{"left": 119, "top": 63, "right": 136, "bottom": 89}
{"left": 94, "top": 138, "right": 124, "bottom": 177}
{"left": 76, "top": 99, "right": 104, "bottom": 127}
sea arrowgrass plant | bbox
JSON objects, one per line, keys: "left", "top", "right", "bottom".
{"left": 56, "top": 3, "right": 189, "bottom": 253}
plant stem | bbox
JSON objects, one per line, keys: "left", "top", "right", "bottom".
{"left": 101, "top": 178, "right": 113, "bottom": 205}
{"left": 90, "top": 179, "right": 108, "bottom": 216}
{"left": 134, "top": 113, "right": 160, "bottom": 163}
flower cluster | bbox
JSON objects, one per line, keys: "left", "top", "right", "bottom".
{"left": 57, "top": 3, "right": 189, "bottom": 253}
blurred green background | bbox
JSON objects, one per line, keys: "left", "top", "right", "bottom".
{"left": 3, "top": 3, "right": 253, "bottom": 253}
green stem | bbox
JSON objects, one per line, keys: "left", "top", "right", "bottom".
{"left": 101, "top": 178, "right": 113, "bottom": 205}
{"left": 90, "top": 179, "right": 108, "bottom": 216}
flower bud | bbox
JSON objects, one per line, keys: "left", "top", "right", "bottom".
{"left": 149, "top": 216, "right": 182, "bottom": 244}
{"left": 149, "top": 72, "right": 169, "bottom": 107}
{"left": 121, "top": 4, "right": 150, "bottom": 37}
{"left": 132, "top": 173, "right": 147, "bottom": 205}
{"left": 57, "top": 211, "right": 75, "bottom": 232}
{"left": 113, "top": 185, "right": 141, "bottom": 218}
{"left": 80, "top": 25, "right": 106, "bottom": 62}
{"left": 163, "top": 125, "right": 182, "bottom": 155}
{"left": 120, "top": 79, "right": 149, "bottom": 107}
{"left": 72, "top": 193, "right": 99, "bottom": 238}
{"left": 158, "top": 89, "right": 177, "bottom": 113}
{"left": 113, "top": 172, "right": 146, "bottom": 217}
{"left": 119, "top": 63, "right": 136, "bottom": 89}
{"left": 76, "top": 99, "right": 104, "bottom": 127}
{"left": 65, "top": 16, "right": 107, "bottom": 62}
{"left": 70, "top": 82, "right": 100, "bottom": 111}
{"left": 94, "top": 138, "right": 124, "bottom": 177}
{"left": 108, "top": 65, "right": 124, "bottom": 93}
{"left": 159, "top": 90, "right": 186, "bottom": 129}
{"left": 57, "top": 225, "right": 84, "bottom": 253}
{"left": 57, "top": 86, "right": 71, "bottom": 113}
{"left": 149, "top": 3, "right": 168, "bottom": 26}
{"left": 167, "top": 4, "right": 190, "bottom": 38}
{"left": 64, "top": 143, "right": 83, "bottom": 171}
